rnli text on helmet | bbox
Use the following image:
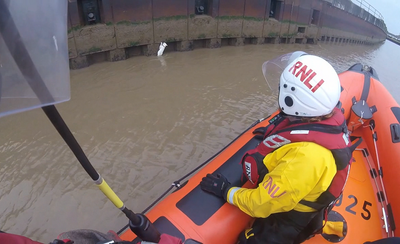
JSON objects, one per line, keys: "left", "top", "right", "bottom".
{"left": 288, "top": 61, "right": 325, "bottom": 93}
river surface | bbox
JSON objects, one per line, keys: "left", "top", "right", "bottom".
{"left": 1, "top": 40, "right": 400, "bottom": 243}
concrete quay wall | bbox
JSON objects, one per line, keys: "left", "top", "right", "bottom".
{"left": 67, "top": 0, "right": 387, "bottom": 69}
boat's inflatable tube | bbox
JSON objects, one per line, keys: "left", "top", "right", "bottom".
{"left": 119, "top": 64, "right": 400, "bottom": 243}
{"left": 339, "top": 64, "right": 400, "bottom": 237}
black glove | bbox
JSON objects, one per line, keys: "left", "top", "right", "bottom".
{"left": 200, "top": 173, "right": 231, "bottom": 200}
{"left": 252, "top": 126, "right": 267, "bottom": 140}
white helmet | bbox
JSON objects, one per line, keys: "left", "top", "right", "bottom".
{"left": 279, "top": 55, "right": 341, "bottom": 117}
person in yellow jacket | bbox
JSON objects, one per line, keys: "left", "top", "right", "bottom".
{"left": 200, "top": 54, "right": 353, "bottom": 244}
{"left": 228, "top": 141, "right": 336, "bottom": 218}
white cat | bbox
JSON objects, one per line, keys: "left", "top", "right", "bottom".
{"left": 157, "top": 42, "right": 168, "bottom": 56}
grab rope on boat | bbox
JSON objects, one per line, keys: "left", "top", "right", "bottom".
{"left": 368, "top": 120, "right": 395, "bottom": 237}
{"left": 355, "top": 120, "right": 395, "bottom": 237}
{"left": 346, "top": 64, "right": 396, "bottom": 237}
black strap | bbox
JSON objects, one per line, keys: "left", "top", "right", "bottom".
{"left": 360, "top": 71, "right": 371, "bottom": 101}
{"left": 299, "top": 189, "right": 338, "bottom": 211}
{"left": 349, "top": 137, "right": 363, "bottom": 152}
{"left": 263, "top": 113, "right": 286, "bottom": 138}
{"left": 299, "top": 199, "right": 326, "bottom": 211}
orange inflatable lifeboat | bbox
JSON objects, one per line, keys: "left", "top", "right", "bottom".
{"left": 118, "top": 63, "right": 399, "bottom": 244}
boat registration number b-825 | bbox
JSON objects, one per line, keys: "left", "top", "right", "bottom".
{"left": 335, "top": 194, "right": 373, "bottom": 221}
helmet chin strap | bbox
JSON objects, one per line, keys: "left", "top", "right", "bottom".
{"left": 278, "top": 108, "right": 298, "bottom": 121}
{"left": 286, "top": 115, "right": 302, "bottom": 122}
{"left": 279, "top": 109, "right": 309, "bottom": 122}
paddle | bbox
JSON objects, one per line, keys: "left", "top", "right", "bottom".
{"left": 0, "top": 1, "right": 159, "bottom": 242}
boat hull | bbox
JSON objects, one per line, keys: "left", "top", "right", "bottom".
{"left": 120, "top": 64, "right": 400, "bottom": 243}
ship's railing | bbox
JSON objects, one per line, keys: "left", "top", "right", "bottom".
{"left": 352, "top": 0, "right": 383, "bottom": 20}
{"left": 387, "top": 33, "right": 400, "bottom": 41}
{"left": 323, "top": 0, "right": 387, "bottom": 33}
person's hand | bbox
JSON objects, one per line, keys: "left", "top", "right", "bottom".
{"left": 200, "top": 173, "right": 231, "bottom": 200}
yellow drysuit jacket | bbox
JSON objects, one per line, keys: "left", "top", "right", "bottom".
{"left": 226, "top": 141, "right": 337, "bottom": 218}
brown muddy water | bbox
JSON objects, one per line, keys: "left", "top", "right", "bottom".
{"left": 1, "top": 41, "right": 400, "bottom": 243}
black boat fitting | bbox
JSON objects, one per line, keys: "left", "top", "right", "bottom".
{"left": 129, "top": 214, "right": 161, "bottom": 243}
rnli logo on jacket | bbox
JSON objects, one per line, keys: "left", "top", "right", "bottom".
{"left": 244, "top": 161, "right": 255, "bottom": 184}
{"left": 262, "top": 176, "right": 287, "bottom": 198}
{"left": 262, "top": 135, "right": 291, "bottom": 149}
{"left": 288, "top": 61, "right": 325, "bottom": 93}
